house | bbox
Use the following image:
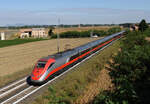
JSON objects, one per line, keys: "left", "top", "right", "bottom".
{"left": 130, "top": 24, "right": 139, "bottom": 31}
{"left": 20, "top": 29, "right": 32, "bottom": 38}
{"left": 20, "top": 28, "right": 48, "bottom": 38}
{"left": 32, "top": 28, "right": 47, "bottom": 38}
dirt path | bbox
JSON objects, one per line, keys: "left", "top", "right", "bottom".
{"left": 75, "top": 69, "right": 113, "bottom": 104}
{"left": 0, "top": 38, "right": 101, "bottom": 77}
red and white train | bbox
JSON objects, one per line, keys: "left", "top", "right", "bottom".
{"left": 30, "top": 31, "right": 125, "bottom": 84}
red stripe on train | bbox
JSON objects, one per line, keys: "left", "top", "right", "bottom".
{"left": 44, "top": 36, "right": 119, "bottom": 80}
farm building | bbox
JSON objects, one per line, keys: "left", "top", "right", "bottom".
{"left": 130, "top": 24, "right": 139, "bottom": 31}
{"left": 20, "top": 29, "right": 32, "bottom": 38}
{"left": 32, "top": 28, "right": 47, "bottom": 38}
{"left": 20, "top": 28, "right": 48, "bottom": 38}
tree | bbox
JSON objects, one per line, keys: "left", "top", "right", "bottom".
{"left": 48, "top": 28, "right": 53, "bottom": 36}
{"left": 139, "top": 19, "right": 149, "bottom": 32}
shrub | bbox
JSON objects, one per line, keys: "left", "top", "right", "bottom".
{"left": 143, "top": 28, "right": 150, "bottom": 37}
{"left": 51, "top": 27, "right": 122, "bottom": 38}
{"left": 93, "top": 30, "right": 150, "bottom": 104}
{"left": 107, "top": 27, "right": 121, "bottom": 35}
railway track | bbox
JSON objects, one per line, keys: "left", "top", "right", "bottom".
{"left": 0, "top": 38, "right": 120, "bottom": 104}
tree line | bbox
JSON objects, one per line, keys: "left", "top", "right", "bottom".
{"left": 50, "top": 27, "right": 122, "bottom": 38}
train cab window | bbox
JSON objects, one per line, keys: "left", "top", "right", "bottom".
{"left": 37, "top": 61, "right": 47, "bottom": 68}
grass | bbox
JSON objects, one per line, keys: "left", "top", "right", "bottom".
{"left": 0, "top": 38, "right": 48, "bottom": 48}
{"left": 32, "top": 40, "right": 121, "bottom": 104}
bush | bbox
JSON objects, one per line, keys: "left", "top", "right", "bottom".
{"left": 93, "top": 30, "right": 107, "bottom": 36}
{"left": 107, "top": 27, "right": 122, "bottom": 35}
{"left": 51, "top": 34, "right": 57, "bottom": 39}
{"left": 61, "top": 31, "right": 81, "bottom": 38}
{"left": 143, "top": 28, "right": 150, "bottom": 37}
{"left": 51, "top": 27, "right": 122, "bottom": 38}
{"left": 93, "top": 31, "right": 150, "bottom": 104}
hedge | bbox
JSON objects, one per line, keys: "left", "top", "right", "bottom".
{"left": 51, "top": 27, "right": 121, "bottom": 38}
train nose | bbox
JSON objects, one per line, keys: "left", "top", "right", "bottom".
{"left": 31, "top": 68, "right": 43, "bottom": 80}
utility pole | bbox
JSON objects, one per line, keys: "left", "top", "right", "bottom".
{"left": 57, "top": 18, "right": 60, "bottom": 53}
{"left": 90, "top": 24, "right": 94, "bottom": 37}
{"left": 90, "top": 24, "right": 94, "bottom": 52}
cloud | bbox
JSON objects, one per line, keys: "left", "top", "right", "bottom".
{"left": 0, "top": 8, "right": 150, "bottom": 26}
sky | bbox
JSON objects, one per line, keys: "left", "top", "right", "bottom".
{"left": 0, "top": 0, "right": 150, "bottom": 26}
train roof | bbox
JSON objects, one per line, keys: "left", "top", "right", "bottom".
{"left": 40, "top": 31, "right": 125, "bottom": 60}
{"left": 40, "top": 49, "right": 75, "bottom": 60}
{"left": 40, "top": 53, "right": 62, "bottom": 60}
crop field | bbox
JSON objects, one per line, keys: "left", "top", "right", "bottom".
{"left": 0, "top": 38, "right": 101, "bottom": 78}
{"left": 53, "top": 26, "right": 116, "bottom": 34}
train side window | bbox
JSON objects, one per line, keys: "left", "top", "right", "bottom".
{"left": 80, "top": 48, "right": 91, "bottom": 55}
{"left": 70, "top": 53, "right": 80, "bottom": 61}
{"left": 92, "top": 44, "right": 99, "bottom": 49}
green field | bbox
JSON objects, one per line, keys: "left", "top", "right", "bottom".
{"left": 0, "top": 38, "right": 48, "bottom": 48}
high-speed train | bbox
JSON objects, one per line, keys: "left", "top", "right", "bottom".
{"left": 30, "top": 31, "right": 125, "bottom": 84}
